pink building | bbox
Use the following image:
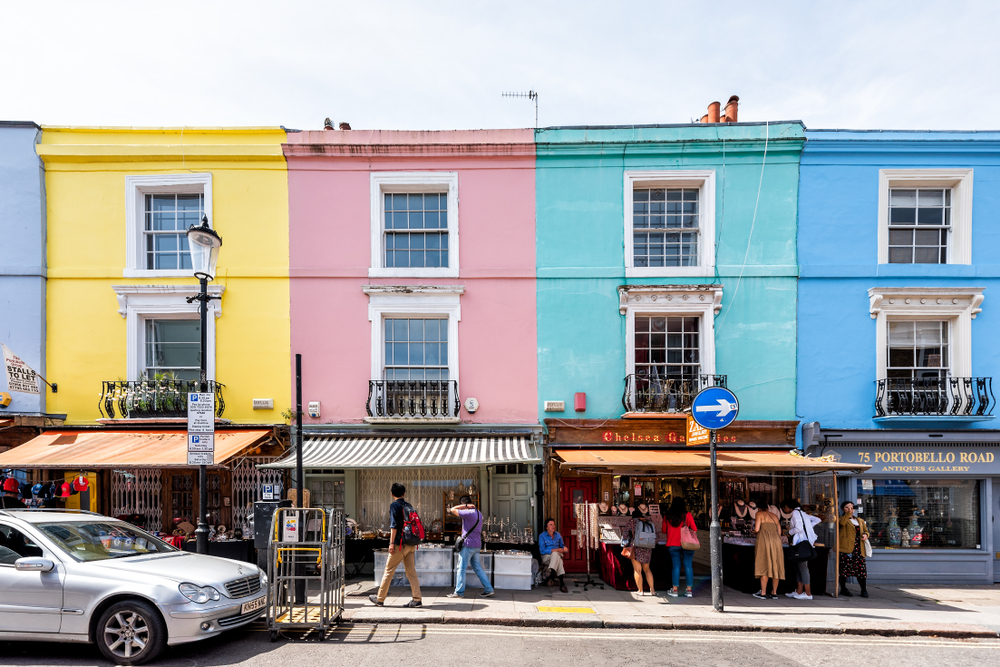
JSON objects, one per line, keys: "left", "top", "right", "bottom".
{"left": 273, "top": 128, "right": 542, "bottom": 539}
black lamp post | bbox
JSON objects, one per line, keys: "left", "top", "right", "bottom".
{"left": 186, "top": 215, "right": 222, "bottom": 555}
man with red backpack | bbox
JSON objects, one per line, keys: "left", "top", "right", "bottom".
{"left": 370, "top": 482, "right": 423, "bottom": 607}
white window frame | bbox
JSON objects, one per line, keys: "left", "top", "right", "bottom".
{"left": 113, "top": 285, "right": 224, "bottom": 381}
{"left": 363, "top": 285, "right": 464, "bottom": 382}
{"left": 624, "top": 170, "right": 716, "bottom": 278}
{"left": 370, "top": 172, "right": 459, "bottom": 278}
{"left": 124, "top": 173, "right": 213, "bottom": 278}
{"left": 618, "top": 285, "right": 723, "bottom": 379}
{"left": 868, "top": 287, "right": 984, "bottom": 380}
{"left": 877, "top": 169, "right": 973, "bottom": 265}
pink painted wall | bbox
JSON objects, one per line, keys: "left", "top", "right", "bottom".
{"left": 285, "top": 129, "right": 537, "bottom": 425}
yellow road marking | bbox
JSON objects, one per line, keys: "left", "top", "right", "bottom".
{"left": 535, "top": 606, "right": 596, "bottom": 613}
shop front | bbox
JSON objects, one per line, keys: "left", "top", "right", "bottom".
{"left": 546, "top": 418, "right": 866, "bottom": 590}
{"left": 261, "top": 429, "right": 544, "bottom": 581}
{"left": 814, "top": 430, "right": 1000, "bottom": 584}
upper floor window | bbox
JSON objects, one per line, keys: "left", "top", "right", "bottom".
{"left": 878, "top": 169, "right": 972, "bottom": 265}
{"left": 887, "top": 189, "right": 950, "bottom": 264}
{"left": 125, "top": 174, "right": 213, "bottom": 278}
{"left": 370, "top": 172, "right": 459, "bottom": 278}
{"left": 634, "top": 315, "right": 700, "bottom": 382}
{"left": 145, "top": 194, "right": 203, "bottom": 271}
{"left": 143, "top": 319, "right": 201, "bottom": 380}
{"left": 624, "top": 171, "right": 715, "bottom": 278}
{"left": 384, "top": 317, "right": 449, "bottom": 380}
{"left": 887, "top": 320, "right": 949, "bottom": 381}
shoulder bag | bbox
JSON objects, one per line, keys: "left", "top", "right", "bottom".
{"left": 453, "top": 510, "right": 480, "bottom": 553}
{"left": 787, "top": 510, "right": 817, "bottom": 562}
{"left": 633, "top": 518, "right": 657, "bottom": 549}
{"left": 680, "top": 513, "right": 700, "bottom": 551}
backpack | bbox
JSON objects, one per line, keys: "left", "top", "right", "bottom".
{"left": 634, "top": 519, "right": 657, "bottom": 549}
{"left": 401, "top": 502, "right": 425, "bottom": 545}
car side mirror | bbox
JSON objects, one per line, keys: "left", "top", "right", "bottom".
{"left": 14, "top": 557, "right": 54, "bottom": 572}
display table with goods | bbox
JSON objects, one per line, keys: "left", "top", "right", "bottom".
{"left": 374, "top": 544, "right": 454, "bottom": 587}
{"left": 452, "top": 551, "right": 494, "bottom": 588}
{"left": 721, "top": 535, "right": 830, "bottom": 596}
{"left": 345, "top": 537, "right": 389, "bottom": 578}
{"left": 373, "top": 545, "right": 535, "bottom": 590}
{"left": 492, "top": 550, "right": 534, "bottom": 590}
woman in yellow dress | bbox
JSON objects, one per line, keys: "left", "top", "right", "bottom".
{"left": 753, "top": 497, "right": 785, "bottom": 599}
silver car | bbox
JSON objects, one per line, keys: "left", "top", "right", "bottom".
{"left": 0, "top": 509, "right": 267, "bottom": 665}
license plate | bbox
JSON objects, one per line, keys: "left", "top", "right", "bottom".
{"left": 241, "top": 596, "right": 266, "bottom": 614}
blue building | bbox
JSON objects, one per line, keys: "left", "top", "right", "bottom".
{"left": 798, "top": 130, "right": 1000, "bottom": 584}
{"left": 0, "top": 121, "right": 61, "bottom": 453}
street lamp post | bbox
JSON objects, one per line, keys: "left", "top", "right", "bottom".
{"left": 186, "top": 215, "right": 222, "bottom": 555}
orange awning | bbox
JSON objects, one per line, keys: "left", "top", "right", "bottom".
{"left": 0, "top": 430, "right": 271, "bottom": 469}
{"left": 554, "top": 449, "right": 869, "bottom": 473}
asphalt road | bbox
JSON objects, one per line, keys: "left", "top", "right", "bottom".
{"left": 2, "top": 625, "right": 999, "bottom": 667}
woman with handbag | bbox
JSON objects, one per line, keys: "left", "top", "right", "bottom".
{"left": 781, "top": 498, "right": 820, "bottom": 600}
{"left": 838, "top": 501, "right": 870, "bottom": 597}
{"left": 621, "top": 504, "right": 657, "bottom": 597}
{"left": 753, "top": 496, "right": 784, "bottom": 599}
{"left": 662, "top": 497, "right": 697, "bottom": 598}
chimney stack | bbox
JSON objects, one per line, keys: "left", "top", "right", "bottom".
{"left": 323, "top": 118, "right": 334, "bottom": 130}
{"left": 723, "top": 96, "right": 739, "bottom": 123}
{"left": 339, "top": 122, "right": 351, "bottom": 130}
{"left": 707, "top": 101, "right": 721, "bottom": 124}
{"left": 700, "top": 114, "right": 709, "bottom": 123}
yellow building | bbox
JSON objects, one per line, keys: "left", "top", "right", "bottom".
{"left": 2, "top": 127, "right": 293, "bottom": 534}
{"left": 38, "top": 126, "right": 291, "bottom": 426}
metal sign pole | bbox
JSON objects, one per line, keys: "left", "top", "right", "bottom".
{"left": 710, "top": 429, "right": 723, "bottom": 612}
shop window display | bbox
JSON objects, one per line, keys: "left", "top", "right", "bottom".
{"left": 357, "top": 466, "right": 479, "bottom": 535}
{"left": 856, "top": 479, "right": 980, "bottom": 549}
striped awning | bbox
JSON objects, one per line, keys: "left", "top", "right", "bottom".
{"left": 261, "top": 436, "right": 541, "bottom": 469}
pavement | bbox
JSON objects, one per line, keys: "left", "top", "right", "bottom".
{"left": 343, "top": 575, "right": 1000, "bottom": 639}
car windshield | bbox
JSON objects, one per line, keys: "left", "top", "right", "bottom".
{"left": 36, "top": 521, "right": 178, "bottom": 562}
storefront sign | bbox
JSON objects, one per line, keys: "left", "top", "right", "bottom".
{"left": 545, "top": 419, "right": 797, "bottom": 447}
{"left": 2, "top": 343, "right": 39, "bottom": 394}
{"left": 830, "top": 446, "right": 1000, "bottom": 475}
{"left": 686, "top": 416, "right": 710, "bottom": 446}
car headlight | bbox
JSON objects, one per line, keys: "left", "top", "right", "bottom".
{"left": 260, "top": 571, "right": 268, "bottom": 588}
{"left": 179, "top": 583, "right": 222, "bottom": 604}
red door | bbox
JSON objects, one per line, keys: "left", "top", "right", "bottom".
{"left": 559, "top": 478, "right": 597, "bottom": 573}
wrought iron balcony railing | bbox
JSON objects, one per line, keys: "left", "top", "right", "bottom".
{"left": 100, "top": 380, "right": 226, "bottom": 420}
{"left": 367, "top": 379, "right": 460, "bottom": 420}
{"left": 875, "top": 377, "right": 995, "bottom": 419}
{"left": 622, "top": 374, "right": 727, "bottom": 414}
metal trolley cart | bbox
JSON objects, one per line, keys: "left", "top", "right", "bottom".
{"left": 266, "top": 507, "right": 345, "bottom": 641}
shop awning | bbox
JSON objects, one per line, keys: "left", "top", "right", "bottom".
{"left": 554, "top": 449, "right": 870, "bottom": 473}
{"left": 261, "top": 436, "right": 541, "bottom": 469}
{"left": 0, "top": 430, "right": 272, "bottom": 469}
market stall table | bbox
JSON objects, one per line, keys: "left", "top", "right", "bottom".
{"left": 722, "top": 540, "right": 830, "bottom": 596}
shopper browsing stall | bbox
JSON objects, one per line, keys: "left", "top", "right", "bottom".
{"left": 753, "top": 496, "right": 784, "bottom": 599}
{"left": 783, "top": 498, "right": 820, "bottom": 600}
{"left": 621, "top": 503, "right": 656, "bottom": 597}
{"left": 838, "top": 501, "right": 870, "bottom": 598}
{"left": 446, "top": 496, "right": 494, "bottom": 599}
{"left": 539, "top": 518, "right": 569, "bottom": 593}
{"left": 662, "top": 497, "right": 697, "bottom": 598}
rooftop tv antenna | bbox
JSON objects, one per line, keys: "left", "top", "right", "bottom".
{"left": 502, "top": 90, "right": 538, "bottom": 128}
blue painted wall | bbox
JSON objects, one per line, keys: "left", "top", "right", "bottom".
{"left": 536, "top": 123, "right": 805, "bottom": 424}
{"left": 0, "top": 122, "right": 47, "bottom": 415}
{"left": 798, "top": 130, "right": 1000, "bottom": 430}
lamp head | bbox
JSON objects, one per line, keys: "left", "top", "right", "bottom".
{"left": 186, "top": 215, "right": 222, "bottom": 281}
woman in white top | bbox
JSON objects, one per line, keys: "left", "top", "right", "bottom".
{"left": 781, "top": 498, "right": 821, "bottom": 600}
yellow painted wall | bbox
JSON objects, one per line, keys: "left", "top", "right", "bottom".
{"left": 39, "top": 127, "right": 291, "bottom": 425}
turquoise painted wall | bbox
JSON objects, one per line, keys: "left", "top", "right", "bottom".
{"left": 535, "top": 123, "right": 804, "bottom": 423}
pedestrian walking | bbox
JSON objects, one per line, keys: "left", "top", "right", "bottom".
{"left": 662, "top": 497, "right": 697, "bottom": 598}
{"left": 753, "top": 496, "right": 784, "bottom": 599}
{"left": 446, "top": 496, "right": 494, "bottom": 599}
{"left": 539, "top": 518, "right": 569, "bottom": 593}
{"left": 369, "top": 483, "right": 422, "bottom": 607}
{"left": 782, "top": 498, "right": 820, "bottom": 600}
{"left": 838, "top": 500, "right": 870, "bottom": 598}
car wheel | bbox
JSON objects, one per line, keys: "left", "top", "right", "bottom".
{"left": 97, "top": 600, "right": 166, "bottom": 665}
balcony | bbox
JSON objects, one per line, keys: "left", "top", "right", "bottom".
{"left": 366, "top": 379, "right": 460, "bottom": 422}
{"left": 622, "top": 374, "right": 727, "bottom": 414}
{"left": 99, "top": 380, "right": 225, "bottom": 420}
{"left": 874, "top": 377, "right": 995, "bottom": 422}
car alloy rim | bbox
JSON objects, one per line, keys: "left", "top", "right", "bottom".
{"left": 104, "top": 611, "right": 149, "bottom": 658}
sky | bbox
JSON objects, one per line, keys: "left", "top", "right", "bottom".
{"left": 3, "top": 0, "right": 999, "bottom": 132}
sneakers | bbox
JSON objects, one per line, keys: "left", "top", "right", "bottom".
{"left": 769, "top": 593, "right": 779, "bottom": 599}
{"left": 403, "top": 599, "right": 422, "bottom": 607}
{"left": 666, "top": 589, "right": 679, "bottom": 597}
{"left": 480, "top": 590, "right": 495, "bottom": 597}
{"left": 684, "top": 590, "right": 693, "bottom": 598}
{"left": 752, "top": 591, "right": 768, "bottom": 600}
{"left": 793, "top": 592, "right": 813, "bottom": 600}
{"left": 784, "top": 592, "right": 798, "bottom": 598}
{"left": 445, "top": 593, "right": 463, "bottom": 598}
{"left": 368, "top": 594, "right": 383, "bottom": 606}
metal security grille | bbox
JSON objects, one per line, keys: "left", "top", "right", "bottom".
{"left": 384, "top": 193, "right": 449, "bottom": 268}
{"left": 633, "top": 188, "right": 699, "bottom": 267}
{"left": 231, "top": 456, "right": 285, "bottom": 535}
{"left": 888, "top": 188, "right": 951, "bottom": 264}
{"left": 111, "top": 469, "right": 163, "bottom": 532}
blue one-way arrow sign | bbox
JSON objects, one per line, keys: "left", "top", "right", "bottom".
{"left": 691, "top": 386, "right": 739, "bottom": 430}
